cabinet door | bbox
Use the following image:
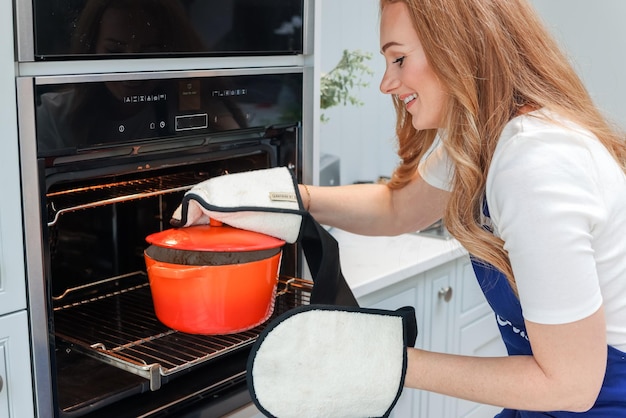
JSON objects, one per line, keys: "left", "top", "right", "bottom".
{"left": 456, "top": 257, "right": 492, "bottom": 322}
{"left": 0, "top": 0, "right": 26, "bottom": 317}
{"left": 0, "top": 189, "right": 26, "bottom": 316}
{"left": 453, "top": 257, "right": 507, "bottom": 418}
{"left": 455, "top": 314, "right": 506, "bottom": 417}
{"left": 368, "top": 286, "right": 422, "bottom": 418}
{"left": 421, "top": 263, "right": 456, "bottom": 418}
{"left": 0, "top": 311, "right": 34, "bottom": 417}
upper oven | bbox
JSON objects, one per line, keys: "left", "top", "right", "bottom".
{"left": 17, "top": 67, "right": 311, "bottom": 417}
{"left": 16, "top": 0, "right": 305, "bottom": 61}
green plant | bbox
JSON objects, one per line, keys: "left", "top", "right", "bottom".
{"left": 320, "top": 49, "right": 373, "bottom": 122}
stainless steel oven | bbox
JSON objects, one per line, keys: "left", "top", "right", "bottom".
{"left": 17, "top": 68, "right": 314, "bottom": 417}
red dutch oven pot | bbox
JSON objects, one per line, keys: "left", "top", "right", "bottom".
{"left": 144, "top": 222, "right": 285, "bottom": 335}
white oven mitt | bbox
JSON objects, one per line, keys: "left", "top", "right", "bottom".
{"left": 170, "top": 166, "right": 360, "bottom": 307}
{"left": 170, "top": 167, "right": 305, "bottom": 243}
{"left": 247, "top": 305, "right": 418, "bottom": 418}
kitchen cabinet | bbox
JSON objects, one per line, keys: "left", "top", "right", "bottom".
{"left": 0, "top": 0, "right": 27, "bottom": 319}
{"left": 0, "top": 0, "right": 35, "bottom": 417}
{"left": 0, "top": 311, "right": 35, "bottom": 417}
{"left": 358, "top": 255, "right": 506, "bottom": 418}
{"left": 449, "top": 258, "right": 506, "bottom": 418}
{"left": 367, "top": 285, "right": 423, "bottom": 418}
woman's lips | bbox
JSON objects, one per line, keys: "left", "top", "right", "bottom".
{"left": 402, "top": 93, "right": 418, "bottom": 109}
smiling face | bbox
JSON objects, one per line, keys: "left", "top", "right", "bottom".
{"left": 379, "top": 2, "right": 448, "bottom": 130}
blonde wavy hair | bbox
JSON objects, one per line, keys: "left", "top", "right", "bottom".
{"left": 381, "top": 0, "right": 626, "bottom": 289}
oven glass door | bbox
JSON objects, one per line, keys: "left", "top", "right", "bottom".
{"left": 33, "top": 0, "right": 303, "bottom": 60}
{"left": 45, "top": 146, "right": 306, "bottom": 417}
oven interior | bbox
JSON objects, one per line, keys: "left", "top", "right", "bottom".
{"left": 43, "top": 137, "right": 308, "bottom": 417}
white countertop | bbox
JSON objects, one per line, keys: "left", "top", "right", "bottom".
{"left": 329, "top": 228, "right": 467, "bottom": 299}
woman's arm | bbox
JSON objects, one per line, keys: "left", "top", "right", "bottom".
{"left": 405, "top": 306, "right": 607, "bottom": 412}
{"left": 299, "top": 171, "right": 449, "bottom": 236}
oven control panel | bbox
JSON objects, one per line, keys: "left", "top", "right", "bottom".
{"left": 35, "top": 72, "right": 303, "bottom": 157}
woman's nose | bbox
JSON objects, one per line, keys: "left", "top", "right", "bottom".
{"left": 379, "top": 69, "right": 400, "bottom": 94}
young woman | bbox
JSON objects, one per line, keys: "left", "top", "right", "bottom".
{"left": 174, "top": 0, "right": 626, "bottom": 416}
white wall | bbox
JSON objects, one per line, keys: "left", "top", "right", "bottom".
{"left": 530, "top": 0, "right": 626, "bottom": 130}
{"left": 318, "top": 0, "right": 398, "bottom": 185}
{"left": 319, "top": 0, "right": 626, "bottom": 186}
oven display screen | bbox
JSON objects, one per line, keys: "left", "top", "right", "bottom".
{"left": 33, "top": 0, "right": 304, "bottom": 60}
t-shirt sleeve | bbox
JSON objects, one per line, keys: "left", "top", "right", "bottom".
{"left": 418, "top": 139, "right": 454, "bottom": 192}
{"left": 486, "top": 129, "right": 604, "bottom": 325}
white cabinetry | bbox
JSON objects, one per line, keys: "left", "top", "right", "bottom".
{"left": 365, "top": 284, "right": 424, "bottom": 418}
{"left": 421, "top": 262, "right": 456, "bottom": 417}
{"left": 449, "top": 257, "right": 506, "bottom": 418}
{"left": 0, "top": 312, "right": 34, "bottom": 418}
{"left": 0, "top": 0, "right": 35, "bottom": 416}
{"left": 0, "top": 0, "right": 27, "bottom": 319}
{"left": 357, "top": 255, "right": 506, "bottom": 418}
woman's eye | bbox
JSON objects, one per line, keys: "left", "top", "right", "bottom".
{"left": 392, "top": 56, "right": 406, "bottom": 66}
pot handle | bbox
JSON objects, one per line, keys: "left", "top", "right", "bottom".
{"left": 299, "top": 214, "right": 359, "bottom": 307}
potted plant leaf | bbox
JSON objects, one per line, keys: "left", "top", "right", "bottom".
{"left": 320, "top": 49, "right": 373, "bottom": 122}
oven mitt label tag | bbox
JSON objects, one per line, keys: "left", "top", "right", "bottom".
{"left": 170, "top": 166, "right": 305, "bottom": 243}
{"left": 247, "top": 305, "right": 418, "bottom": 418}
{"left": 268, "top": 191, "right": 298, "bottom": 203}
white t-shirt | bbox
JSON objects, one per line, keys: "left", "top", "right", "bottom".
{"left": 419, "top": 110, "right": 626, "bottom": 351}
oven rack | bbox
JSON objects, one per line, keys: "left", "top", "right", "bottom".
{"left": 46, "top": 172, "right": 211, "bottom": 227}
{"left": 53, "top": 273, "right": 312, "bottom": 391}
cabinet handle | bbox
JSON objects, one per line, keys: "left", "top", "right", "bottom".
{"left": 438, "top": 286, "right": 453, "bottom": 302}
{"left": 0, "top": 375, "right": 3, "bottom": 393}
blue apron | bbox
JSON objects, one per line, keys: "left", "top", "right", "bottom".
{"left": 470, "top": 203, "right": 626, "bottom": 417}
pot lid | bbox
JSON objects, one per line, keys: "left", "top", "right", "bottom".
{"left": 145, "top": 224, "right": 285, "bottom": 252}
